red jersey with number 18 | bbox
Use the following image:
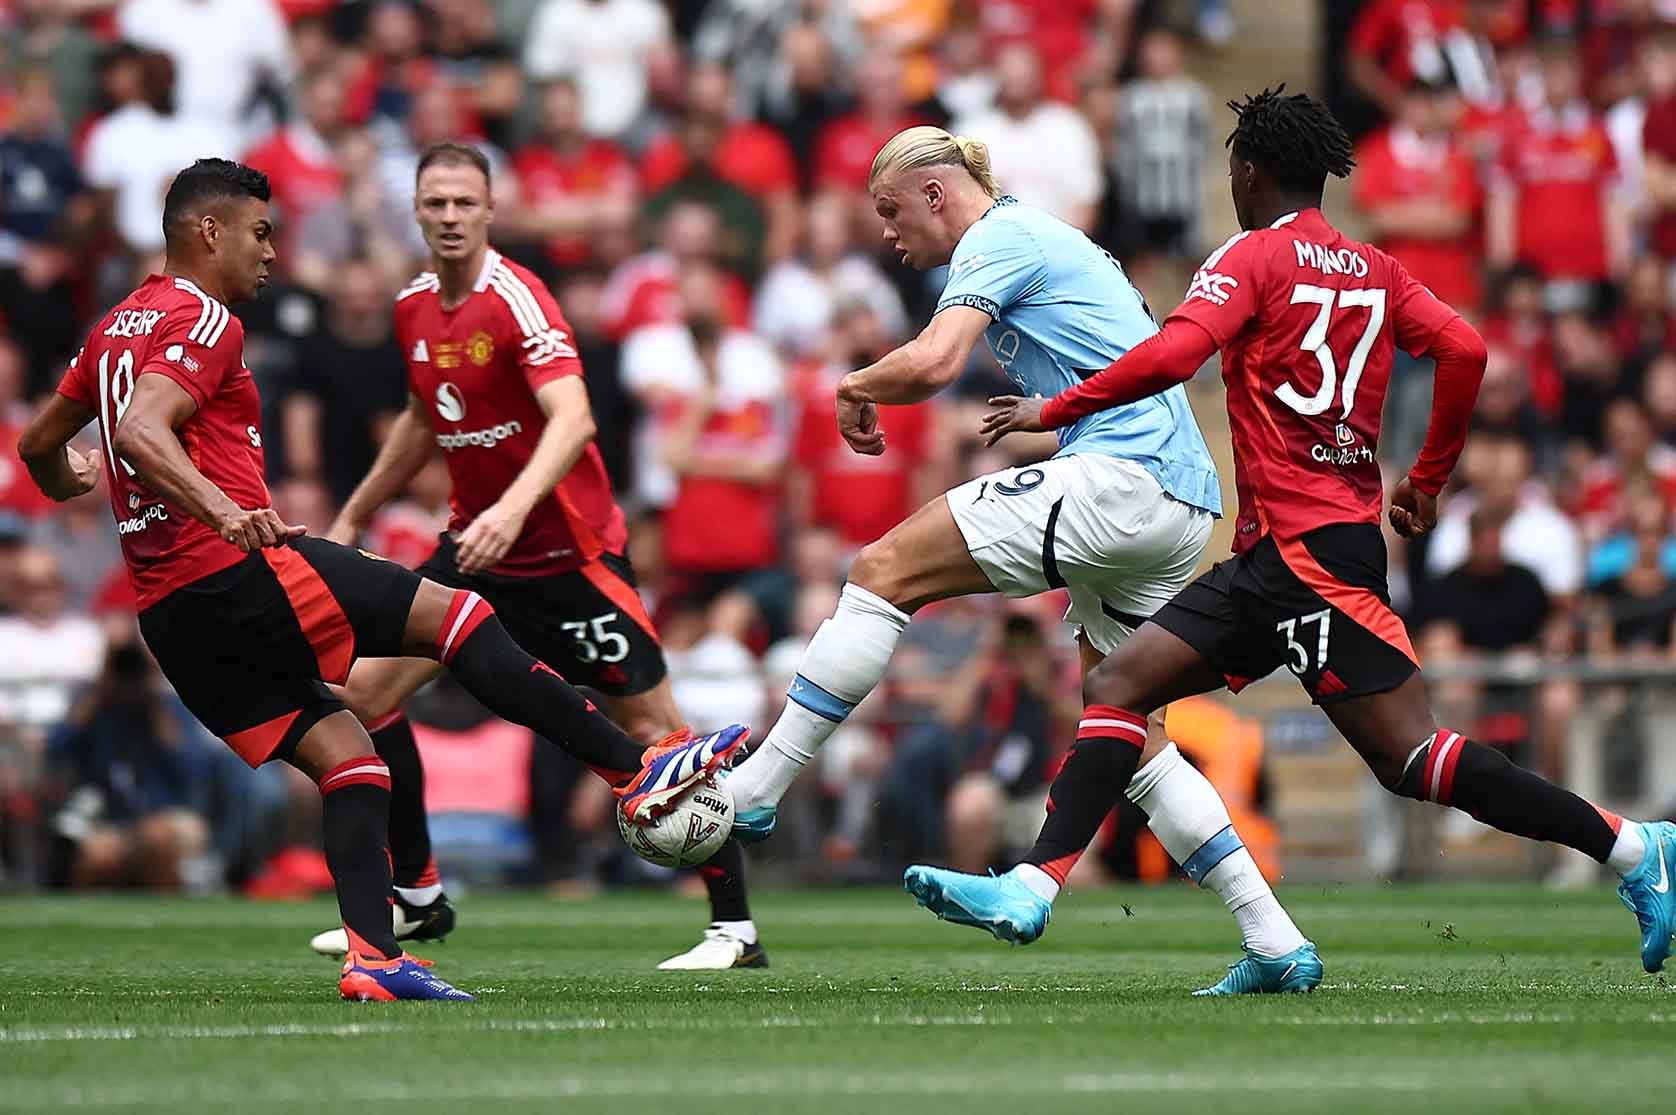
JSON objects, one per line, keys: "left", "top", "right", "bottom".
{"left": 1168, "top": 208, "right": 1459, "bottom": 553}
{"left": 393, "top": 249, "right": 626, "bottom": 576}
{"left": 56, "top": 274, "right": 269, "bottom": 608}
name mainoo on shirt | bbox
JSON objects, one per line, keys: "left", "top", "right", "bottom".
{"left": 1293, "top": 240, "right": 1368, "bottom": 278}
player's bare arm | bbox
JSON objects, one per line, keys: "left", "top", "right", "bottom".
{"left": 454, "top": 375, "right": 595, "bottom": 574}
{"left": 17, "top": 393, "right": 101, "bottom": 501}
{"left": 328, "top": 392, "right": 435, "bottom": 545}
{"left": 981, "top": 318, "right": 1220, "bottom": 445}
{"left": 836, "top": 304, "right": 989, "bottom": 455}
{"left": 115, "top": 373, "right": 303, "bottom": 552}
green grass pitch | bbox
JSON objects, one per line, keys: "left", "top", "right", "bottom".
{"left": 0, "top": 883, "right": 1670, "bottom": 1113}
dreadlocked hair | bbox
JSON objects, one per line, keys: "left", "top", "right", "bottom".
{"left": 1225, "top": 85, "right": 1355, "bottom": 196}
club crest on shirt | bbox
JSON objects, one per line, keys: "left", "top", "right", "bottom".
{"left": 468, "top": 331, "right": 494, "bottom": 366}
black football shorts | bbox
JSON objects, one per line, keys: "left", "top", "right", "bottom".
{"left": 1148, "top": 522, "right": 1419, "bottom": 705}
{"left": 139, "top": 537, "right": 421, "bottom": 766}
{"left": 416, "top": 534, "right": 667, "bottom": 697}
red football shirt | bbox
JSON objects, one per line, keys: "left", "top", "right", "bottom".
{"left": 57, "top": 274, "right": 269, "bottom": 608}
{"left": 1643, "top": 95, "right": 1676, "bottom": 260}
{"left": 813, "top": 112, "right": 929, "bottom": 192}
{"left": 639, "top": 124, "right": 798, "bottom": 199}
{"left": 1353, "top": 125, "right": 1482, "bottom": 311}
{"left": 792, "top": 363, "right": 932, "bottom": 547}
{"left": 1348, "top": 0, "right": 1460, "bottom": 88}
{"left": 511, "top": 139, "right": 637, "bottom": 267}
{"left": 1491, "top": 103, "right": 1618, "bottom": 280}
{"left": 1169, "top": 209, "right": 1459, "bottom": 552}
{"left": 393, "top": 249, "right": 626, "bottom": 576}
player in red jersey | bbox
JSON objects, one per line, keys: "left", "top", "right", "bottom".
{"left": 308, "top": 143, "right": 765, "bottom": 971}
{"left": 946, "top": 89, "right": 1676, "bottom": 980}
{"left": 16, "top": 159, "right": 748, "bottom": 1000}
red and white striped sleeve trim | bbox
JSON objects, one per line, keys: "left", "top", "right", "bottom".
{"left": 173, "top": 278, "right": 231, "bottom": 347}
{"left": 488, "top": 263, "right": 578, "bottom": 368}
{"left": 396, "top": 273, "right": 440, "bottom": 302}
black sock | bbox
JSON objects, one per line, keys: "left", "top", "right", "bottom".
{"left": 368, "top": 715, "right": 436, "bottom": 890}
{"left": 698, "top": 838, "right": 751, "bottom": 923}
{"left": 1396, "top": 730, "right": 1619, "bottom": 862}
{"left": 1020, "top": 704, "right": 1147, "bottom": 886}
{"left": 440, "top": 603, "right": 645, "bottom": 779}
{"left": 320, "top": 757, "right": 400, "bottom": 959}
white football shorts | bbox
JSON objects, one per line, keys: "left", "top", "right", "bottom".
{"left": 946, "top": 454, "right": 1214, "bottom": 654}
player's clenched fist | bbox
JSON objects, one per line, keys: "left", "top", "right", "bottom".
{"left": 217, "top": 507, "right": 306, "bottom": 551}
{"left": 1387, "top": 476, "right": 1437, "bottom": 539}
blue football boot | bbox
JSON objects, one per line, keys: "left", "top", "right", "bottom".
{"left": 1193, "top": 940, "right": 1323, "bottom": 996}
{"left": 732, "top": 803, "right": 777, "bottom": 844}
{"left": 903, "top": 866, "right": 1051, "bottom": 944}
{"left": 339, "top": 952, "right": 473, "bottom": 1001}
{"left": 1616, "top": 820, "right": 1676, "bottom": 973}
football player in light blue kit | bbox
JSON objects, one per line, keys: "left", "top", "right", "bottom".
{"left": 725, "top": 126, "right": 1321, "bottom": 994}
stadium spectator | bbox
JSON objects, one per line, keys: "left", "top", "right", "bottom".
{"left": 1353, "top": 77, "right": 1482, "bottom": 313}
{"left": 599, "top": 199, "right": 752, "bottom": 341}
{"left": 1575, "top": 397, "right": 1676, "bottom": 542}
{"left": 115, "top": 0, "right": 294, "bottom": 145}
{"left": 423, "top": 0, "right": 523, "bottom": 150}
{"left": 1610, "top": 256, "right": 1676, "bottom": 367}
{"left": 755, "top": 13, "right": 853, "bottom": 174}
{"left": 1112, "top": 25, "right": 1211, "bottom": 264}
{"left": 1418, "top": 507, "right": 1553, "bottom": 651}
{"left": 0, "top": 341, "right": 55, "bottom": 521}
{"left": 813, "top": 48, "right": 928, "bottom": 195}
{"left": 691, "top": 0, "right": 862, "bottom": 125}
{"left": 522, "top": 0, "right": 672, "bottom": 142}
{"left": 279, "top": 258, "right": 409, "bottom": 508}
{"left": 291, "top": 124, "right": 413, "bottom": 293}
{"left": 1638, "top": 29, "right": 1676, "bottom": 264}
{"left": 752, "top": 192, "right": 908, "bottom": 359}
{"left": 508, "top": 78, "right": 638, "bottom": 271}
{"left": 1586, "top": 480, "right": 1676, "bottom": 653}
{"left": 1426, "top": 435, "right": 1585, "bottom": 605}
{"left": 45, "top": 629, "right": 215, "bottom": 890}
{"left": 1486, "top": 35, "right": 1628, "bottom": 286}
{"left": 0, "top": 546, "right": 103, "bottom": 730}
{"left": 789, "top": 299, "right": 943, "bottom": 552}
{"left": 940, "top": 612, "right": 1078, "bottom": 875}
{"left": 951, "top": 42, "right": 1102, "bottom": 231}
{"left": 243, "top": 63, "right": 350, "bottom": 273}
{"left": 80, "top": 47, "right": 239, "bottom": 262}
{"left": 1, "top": 0, "right": 106, "bottom": 130}
{"left": 341, "top": 0, "right": 429, "bottom": 129}
{"left": 0, "top": 67, "right": 91, "bottom": 391}
{"left": 1347, "top": 0, "right": 1466, "bottom": 120}
{"left": 641, "top": 63, "right": 800, "bottom": 269}
{"left": 624, "top": 261, "right": 787, "bottom": 599}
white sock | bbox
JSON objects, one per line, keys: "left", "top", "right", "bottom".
{"left": 713, "top": 918, "right": 757, "bottom": 944}
{"left": 728, "top": 584, "right": 909, "bottom": 812}
{"left": 1127, "top": 742, "right": 1307, "bottom": 959}
{"left": 1608, "top": 821, "right": 1648, "bottom": 875}
{"left": 394, "top": 883, "right": 443, "bottom": 906}
{"left": 1011, "top": 863, "right": 1061, "bottom": 903}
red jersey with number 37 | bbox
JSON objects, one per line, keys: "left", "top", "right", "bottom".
{"left": 393, "top": 249, "right": 625, "bottom": 576}
{"left": 1169, "top": 209, "right": 1459, "bottom": 553}
{"left": 56, "top": 274, "right": 268, "bottom": 608}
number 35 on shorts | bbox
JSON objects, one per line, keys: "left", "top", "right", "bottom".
{"left": 1276, "top": 608, "right": 1332, "bottom": 677}
{"left": 562, "top": 612, "right": 629, "bottom": 664}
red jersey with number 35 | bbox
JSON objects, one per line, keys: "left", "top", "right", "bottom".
{"left": 393, "top": 249, "right": 626, "bottom": 576}
{"left": 56, "top": 274, "right": 269, "bottom": 608}
{"left": 1169, "top": 209, "right": 1459, "bottom": 553}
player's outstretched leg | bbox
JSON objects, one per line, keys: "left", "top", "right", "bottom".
{"left": 403, "top": 583, "right": 748, "bottom": 820}
{"left": 292, "top": 711, "right": 471, "bottom": 1002}
{"left": 309, "top": 710, "right": 455, "bottom": 958}
{"left": 1338, "top": 676, "right": 1675, "bottom": 973}
{"left": 727, "top": 497, "right": 992, "bottom": 841}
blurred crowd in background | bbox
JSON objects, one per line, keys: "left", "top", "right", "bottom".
{"left": 0, "top": 0, "right": 1673, "bottom": 898}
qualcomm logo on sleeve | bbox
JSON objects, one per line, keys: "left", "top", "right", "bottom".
{"left": 435, "top": 382, "right": 466, "bottom": 422}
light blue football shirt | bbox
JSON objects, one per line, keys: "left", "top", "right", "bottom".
{"left": 936, "top": 197, "right": 1221, "bottom": 516}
